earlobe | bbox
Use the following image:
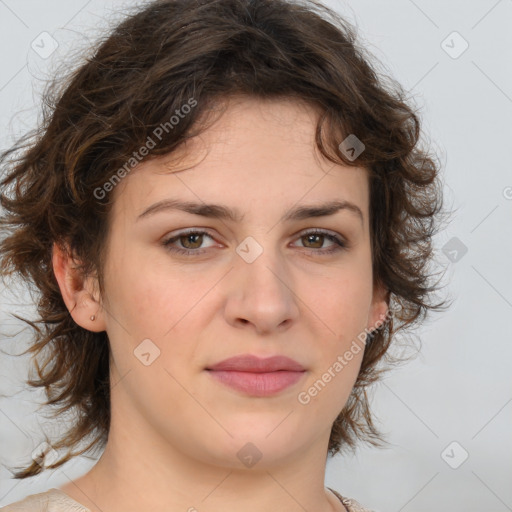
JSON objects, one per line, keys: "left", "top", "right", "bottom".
{"left": 368, "top": 283, "right": 390, "bottom": 332}
{"left": 51, "top": 242, "right": 106, "bottom": 332}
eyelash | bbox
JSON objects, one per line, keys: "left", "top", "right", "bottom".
{"left": 161, "top": 228, "right": 347, "bottom": 256}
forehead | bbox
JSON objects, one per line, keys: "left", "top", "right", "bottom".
{"left": 109, "top": 96, "right": 369, "bottom": 222}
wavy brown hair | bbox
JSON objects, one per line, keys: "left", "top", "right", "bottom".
{"left": 0, "top": 0, "right": 446, "bottom": 479}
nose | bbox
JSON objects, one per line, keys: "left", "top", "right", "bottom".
{"left": 223, "top": 246, "right": 300, "bottom": 336}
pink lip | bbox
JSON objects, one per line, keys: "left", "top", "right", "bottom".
{"left": 206, "top": 355, "right": 306, "bottom": 397}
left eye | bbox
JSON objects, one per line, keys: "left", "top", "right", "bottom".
{"left": 162, "top": 229, "right": 347, "bottom": 256}
{"left": 293, "top": 231, "right": 344, "bottom": 251}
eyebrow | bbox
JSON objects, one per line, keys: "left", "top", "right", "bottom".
{"left": 136, "top": 198, "right": 364, "bottom": 224}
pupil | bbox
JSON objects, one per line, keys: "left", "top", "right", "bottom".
{"left": 183, "top": 233, "right": 201, "bottom": 248}
{"left": 306, "top": 234, "right": 322, "bottom": 248}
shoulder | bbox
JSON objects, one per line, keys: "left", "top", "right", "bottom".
{"left": 1, "top": 489, "right": 90, "bottom": 512}
{"left": 328, "top": 487, "right": 376, "bottom": 512}
{"left": 341, "top": 496, "right": 375, "bottom": 512}
{"left": 1, "top": 490, "right": 50, "bottom": 512}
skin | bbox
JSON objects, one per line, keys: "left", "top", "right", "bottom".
{"left": 52, "top": 95, "right": 388, "bottom": 512}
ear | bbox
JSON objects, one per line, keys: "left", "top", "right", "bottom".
{"left": 52, "top": 242, "right": 106, "bottom": 332}
{"left": 367, "top": 281, "right": 390, "bottom": 332}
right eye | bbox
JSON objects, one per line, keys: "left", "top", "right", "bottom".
{"left": 161, "top": 229, "right": 218, "bottom": 256}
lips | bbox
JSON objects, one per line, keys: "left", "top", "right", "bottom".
{"left": 205, "top": 355, "right": 306, "bottom": 397}
{"left": 207, "top": 354, "right": 305, "bottom": 372}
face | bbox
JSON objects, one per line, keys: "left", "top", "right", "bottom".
{"left": 69, "top": 96, "right": 388, "bottom": 470}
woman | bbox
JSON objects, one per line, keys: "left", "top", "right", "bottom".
{"left": 0, "top": 0, "right": 445, "bottom": 511}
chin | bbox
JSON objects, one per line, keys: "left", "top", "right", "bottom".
{"left": 197, "top": 426, "right": 309, "bottom": 471}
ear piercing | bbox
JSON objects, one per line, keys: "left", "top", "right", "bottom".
{"left": 90, "top": 315, "right": 96, "bottom": 321}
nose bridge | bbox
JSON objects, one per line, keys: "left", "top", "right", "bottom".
{"left": 236, "top": 235, "right": 291, "bottom": 301}
{"left": 225, "top": 234, "right": 299, "bottom": 333}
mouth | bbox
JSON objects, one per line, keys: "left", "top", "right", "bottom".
{"left": 205, "top": 354, "right": 306, "bottom": 397}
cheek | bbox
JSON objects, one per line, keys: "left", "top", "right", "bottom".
{"left": 102, "top": 249, "right": 219, "bottom": 374}
{"left": 102, "top": 240, "right": 181, "bottom": 332}
{"left": 299, "top": 272, "right": 371, "bottom": 410}
{"left": 308, "top": 268, "right": 373, "bottom": 340}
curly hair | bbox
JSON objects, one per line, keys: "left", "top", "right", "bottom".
{"left": 0, "top": 0, "right": 446, "bottom": 479}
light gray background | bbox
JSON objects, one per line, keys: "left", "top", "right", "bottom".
{"left": 0, "top": 1, "right": 511, "bottom": 511}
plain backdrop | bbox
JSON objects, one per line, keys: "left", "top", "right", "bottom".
{"left": 0, "top": 1, "right": 511, "bottom": 511}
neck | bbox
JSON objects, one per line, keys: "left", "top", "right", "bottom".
{"left": 59, "top": 371, "right": 345, "bottom": 512}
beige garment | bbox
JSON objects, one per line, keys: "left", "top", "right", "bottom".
{"left": 1, "top": 487, "right": 373, "bottom": 512}
{"left": 329, "top": 488, "right": 375, "bottom": 512}
{"left": 0, "top": 489, "right": 90, "bottom": 512}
